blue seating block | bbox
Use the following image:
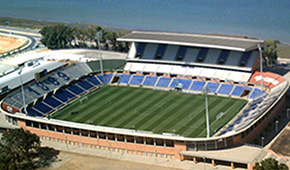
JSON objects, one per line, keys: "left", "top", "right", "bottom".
{"left": 231, "top": 86, "right": 245, "bottom": 96}
{"left": 190, "top": 81, "right": 206, "bottom": 91}
{"left": 143, "top": 76, "right": 158, "bottom": 86}
{"left": 119, "top": 74, "right": 131, "bottom": 84}
{"left": 130, "top": 75, "right": 145, "bottom": 85}
{"left": 249, "top": 88, "right": 264, "bottom": 99}
{"left": 53, "top": 90, "right": 76, "bottom": 102}
{"left": 33, "top": 102, "right": 53, "bottom": 114}
{"left": 43, "top": 96, "right": 62, "bottom": 108}
{"left": 77, "top": 80, "right": 94, "bottom": 90}
{"left": 26, "top": 108, "right": 43, "bottom": 117}
{"left": 86, "top": 76, "right": 101, "bottom": 86}
{"left": 205, "top": 82, "right": 220, "bottom": 93}
{"left": 170, "top": 79, "right": 192, "bottom": 90}
{"left": 218, "top": 84, "right": 234, "bottom": 95}
{"left": 234, "top": 116, "right": 243, "bottom": 124}
{"left": 97, "top": 74, "right": 113, "bottom": 84}
{"left": 104, "top": 74, "right": 113, "bottom": 83}
{"left": 156, "top": 77, "right": 171, "bottom": 87}
{"left": 248, "top": 103, "right": 258, "bottom": 110}
{"left": 96, "top": 75, "right": 104, "bottom": 83}
{"left": 68, "top": 85, "right": 85, "bottom": 95}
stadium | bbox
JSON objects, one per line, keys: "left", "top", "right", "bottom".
{"left": 0, "top": 31, "right": 288, "bottom": 169}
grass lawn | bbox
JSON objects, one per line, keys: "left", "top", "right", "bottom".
{"left": 51, "top": 85, "right": 247, "bottom": 138}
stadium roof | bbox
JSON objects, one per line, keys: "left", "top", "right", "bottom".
{"left": 117, "top": 31, "right": 265, "bottom": 52}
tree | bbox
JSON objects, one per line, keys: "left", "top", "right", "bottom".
{"left": 254, "top": 158, "right": 288, "bottom": 170}
{"left": 40, "top": 24, "right": 75, "bottom": 49}
{"left": 264, "top": 39, "right": 280, "bottom": 66}
{"left": 39, "top": 24, "right": 129, "bottom": 52}
{"left": 0, "top": 128, "right": 40, "bottom": 169}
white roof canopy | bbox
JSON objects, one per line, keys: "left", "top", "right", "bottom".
{"left": 118, "top": 31, "right": 265, "bottom": 52}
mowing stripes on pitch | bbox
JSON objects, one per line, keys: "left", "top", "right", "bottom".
{"left": 51, "top": 85, "right": 247, "bottom": 138}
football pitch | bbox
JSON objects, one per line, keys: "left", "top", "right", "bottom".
{"left": 51, "top": 85, "right": 247, "bottom": 138}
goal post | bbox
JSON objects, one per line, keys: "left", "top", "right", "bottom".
{"left": 79, "top": 96, "right": 88, "bottom": 104}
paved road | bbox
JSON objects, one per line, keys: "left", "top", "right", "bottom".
{"left": 0, "top": 26, "right": 42, "bottom": 53}
{"left": 0, "top": 25, "right": 40, "bottom": 36}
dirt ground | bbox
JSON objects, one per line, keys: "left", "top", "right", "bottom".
{"left": 0, "top": 35, "right": 26, "bottom": 54}
{"left": 44, "top": 151, "right": 181, "bottom": 170}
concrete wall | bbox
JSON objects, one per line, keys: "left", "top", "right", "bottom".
{"left": 17, "top": 119, "right": 185, "bottom": 158}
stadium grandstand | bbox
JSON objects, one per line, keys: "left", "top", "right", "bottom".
{"left": 0, "top": 31, "right": 288, "bottom": 170}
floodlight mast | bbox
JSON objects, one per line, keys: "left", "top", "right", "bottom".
{"left": 202, "top": 86, "right": 210, "bottom": 138}
{"left": 96, "top": 32, "right": 104, "bottom": 78}
{"left": 258, "top": 44, "right": 263, "bottom": 92}
{"left": 18, "top": 68, "right": 27, "bottom": 114}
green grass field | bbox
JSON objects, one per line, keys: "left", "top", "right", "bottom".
{"left": 51, "top": 85, "right": 247, "bottom": 138}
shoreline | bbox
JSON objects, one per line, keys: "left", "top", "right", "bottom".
{"left": 1, "top": 16, "right": 290, "bottom": 45}
{"left": 1, "top": 16, "right": 289, "bottom": 59}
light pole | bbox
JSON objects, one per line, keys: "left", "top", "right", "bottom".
{"left": 258, "top": 44, "right": 264, "bottom": 92}
{"left": 155, "top": 149, "right": 157, "bottom": 164}
{"left": 261, "top": 136, "right": 265, "bottom": 147}
{"left": 275, "top": 120, "right": 279, "bottom": 132}
{"left": 18, "top": 68, "right": 27, "bottom": 113}
{"left": 96, "top": 32, "right": 104, "bottom": 78}
{"left": 65, "top": 136, "right": 69, "bottom": 150}
{"left": 109, "top": 143, "right": 112, "bottom": 157}
{"left": 203, "top": 156, "right": 206, "bottom": 170}
{"left": 202, "top": 86, "right": 210, "bottom": 138}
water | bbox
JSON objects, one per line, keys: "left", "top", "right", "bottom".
{"left": 0, "top": 0, "right": 289, "bottom": 43}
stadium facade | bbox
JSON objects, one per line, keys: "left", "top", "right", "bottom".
{"left": 0, "top": 31, "right": 288, "bottom": 169}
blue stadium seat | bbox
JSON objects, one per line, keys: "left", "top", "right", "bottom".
{"left": 223, "top": 124, "right": 234, "bottom": 133}
{"left": 68, "top": 85, "right": 85, "bottom": 95}
{"left": 96, "top": 75, "right": 104, "bottom": 83}
{"left": 130, "top": 75, "right": 145, "bottom": 85}
{"left": 40, "top": 77, "right": 61, "bottom": 91}
{"left": 64, "top": 64, "right": 88, "bottom": 79}
{"left": 170, "top": 79, "right": 192, "bottom": 90}
{"left": 206, "top": 82, "right": 220, "bottom": 93}
{"left": 43, "top": 96, "right": 63, "bottom": 108}
{"left": 234, "top": 116, "right": 243, "bottom": 124}
{"left": 53, "top": 90, "right": 76, "bottom": 102}
{"left": 217, "top": 84, "right": 234, "bottom": 95}
{"left": 2, "top": 64, "right": 92, "bottom": 110}
{"left": 156, "top": 77, "right": 172, "bottom": 88}
{"left": 231, "top": 86, "right": 245, "bottom": 96}
{"left": 33, "top": 102, "right": 53, "bottom": 115}
{"left": 242, "top": 110, "right": 250, "bottom": 117}
{"left": 190, "top": 81, "right": 206, "bottom": 91}
{"left": 104, "top": 74, "right": 113, "bottom": 83}
{"left": 9, "top": 91, "right": 24, "bottom": 106}
{"left": 119, "top": 74, "right": 132, "bottom": 84}
{"left": 23, "top": 85, "right": 42, "bottom": 101}
{"left": 218, "top": 123, "right": 236, "bottom": 136}
{"left": 77, "top": 80, "right": 94, "bottom": 90}
{"left": 97, "top": 74, "right": 113, "bottom": 84}
{"left": 248, "top": 103, "right": 258, "bottom": 110}
{"left": 249, "top": 88, "right": 264, "bottom": 99}
{"left": 252, "top": 97, "right": 265, "bottom": 105}
{"left": 86, "top": 76, "right": 101, "bottom": 86}
{"left": 143, "top": 76, "right": 158, "bottom": 86}
{"left": 26, "top": 108, "right": 43, "bottom": 117}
